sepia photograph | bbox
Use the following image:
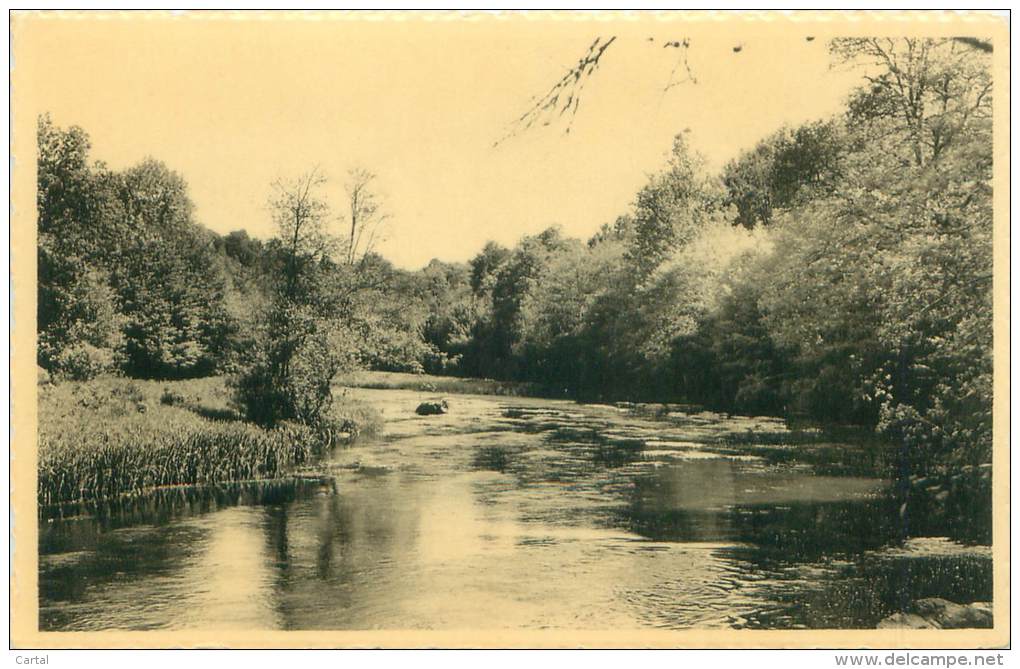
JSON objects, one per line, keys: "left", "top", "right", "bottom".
{"left": 8, "top": 9, "right": 1010, "bottom": 650}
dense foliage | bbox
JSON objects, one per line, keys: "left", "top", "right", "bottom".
{"left": 37, "top": 37, "right": 993, "bottom": 483}
{"left": 393, "top": 38, "right": 994, "bottom": 477}
{"left": 37, "top": 119, "right": 236, "bottom": 379}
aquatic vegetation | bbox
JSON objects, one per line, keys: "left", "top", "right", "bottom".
{"left": 37, "top": 376, "right": 377, "bottom": 507}
{"left": 39, "top": 415, "right": 317, "bottom": 507}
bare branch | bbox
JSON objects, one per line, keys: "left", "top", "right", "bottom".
{"left": 341, "top": 167, "right": 388, "bottom": 265}
{"left": 662, "top": 38, "right": 697, "bottom": 92}
{"left": 494, "top": 35, "right": 617, "bottom": 147}
{"left": 953, "top": 36, "right": 993, "bottom": 53}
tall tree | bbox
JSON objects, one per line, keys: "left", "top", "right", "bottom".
{"left": 109, "top": 160, "right": 228, "bottom": 377}
{"left": 722, "top": 120, "right": 845, "bottom": 229}
{"left": 232, "top": 170, "right": 355, "bottom": 428}
{"left": 37, "top": 116, "right": 233, "bottom": 379}
{"left": 832, "top": 37, "right": 992, "bottom": 167}
{"left": 627, "top": 134, "right": 725, "bottom": 277}
{"left": 342, "top": 168, "right": 388, "bottom": 266}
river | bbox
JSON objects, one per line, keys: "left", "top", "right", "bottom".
{"left": 39, "top": 388, "right": 992, "bottom": 631}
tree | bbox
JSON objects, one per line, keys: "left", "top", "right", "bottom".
{"left": 109, "top": 160, "right": 229, "bottom": 377}
{"left": 232, "top": 170, "right": 355, "bottom": 432}
{"left": 498, "top": 34, "right": 992, "bottom": 144}
{"left": 37, "top": 115, "right": 112, "bottom": 364}
{"left": 722, "top": 120, "right": 845, "bottom": 229}
{"left": 36, "top": 117, "right": 234, "bottom": 379}
{"left": 627, "top": 134, "right": 726, "bottom": 277}
{"left": 341, "top": 168, "right": 388, "bottom": 266}
{"left": 220, "top": 229, "right": 264, "bottom": 268}
{"left": 38, "top": 267, "right": 127, "bottom": 380}
{"left": 514, "top": 230, "right": 627, "bottom": 394}
{"left": 340, "top": 255, "right": 436, "bottom": 374}
{"left": 832, "top": 37, "right": 992, "bottom": 168}
{"left": 469, "top": 241, "right": 512, "bottom": 296}
{"left": 461, "top": 228, "right": 572, "bottom": 379}
{"left": 269, "top": 169, "right": 335, "bottom": 299}
{"left": 414, "top": 259, "right": 477, "bottom": 373}
{"left": 754, "top": 74, "right": 992, "bottom": 461}
{"left": 669, "top": 269, "right": 790, "bottom": 415}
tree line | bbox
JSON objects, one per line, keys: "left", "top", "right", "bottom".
{"left": 37, "top": 117, "right": 428, "bottom": 438}
{"left": 37, "top": 37, "right": 993, "bottom": 474}
{"left": 413, "top": 38, "right": 994, "bottom": 473}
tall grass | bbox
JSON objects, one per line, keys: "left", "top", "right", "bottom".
{"left": 39, "top": 417, "right": 318, "bottom": 506}
{"left": 38, "top": 376, "right": 376, "bottom": 508}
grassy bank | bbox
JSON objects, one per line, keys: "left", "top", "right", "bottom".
{"left": 338, "top": 370, "right": 548, "bottom": 397}
{"left": 38, "top": 376, "right": 379, "bottom": 508}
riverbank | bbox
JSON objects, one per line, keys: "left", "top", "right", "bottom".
{"left": 38, "top": 372, "right": 991, "bottom": 547}
{"left": 337, "top": 370, "right": 547, "bottom": 397}
{"left": 40, "top": 385, "right": 992, "bottom": 631}
{"left": 37, "top": 376, "right": 380, "bottom": 509}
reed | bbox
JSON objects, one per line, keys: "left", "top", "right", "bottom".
{"left": 37, "top": 376, "right": 374, "bottom": 507}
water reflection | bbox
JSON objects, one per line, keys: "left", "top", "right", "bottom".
{"left": 176, "top": 508, "right": 282, "bottom": 629}
{"left": 39, "top": 388, "right": 992, "bottom": 631}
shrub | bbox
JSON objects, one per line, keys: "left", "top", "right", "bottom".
{"left": 47, "top": 342, "right": 120, "bottom": 381}
{"left": 160, "top": 387, "right": 189, "bottom": 406}
{"left": 230, "top": 346, "right": 289, "bottom": 427}
{"left": 231, "top": 314, "right": 357, "bottom": 430}
{"left": 38, "top": 266, "right": 126, "bottom": 381}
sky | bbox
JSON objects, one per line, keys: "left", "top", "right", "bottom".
{"left": 14, "top": 13, "right": 864, "bottom": 269}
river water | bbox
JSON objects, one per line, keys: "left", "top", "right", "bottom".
{"left": 39, "top": 388, "right": 992, "bottom": 631}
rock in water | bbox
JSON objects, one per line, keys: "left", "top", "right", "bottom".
{"left": 416, "top": 399, "right": 449, "bottom": 416}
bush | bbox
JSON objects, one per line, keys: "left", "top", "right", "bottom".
{"left": 38, "top": 266, "right": 127, "bottom": 381}
{"left": 231, "top": 317, "right": 358, "bottom": 431}
{"left": 423, "top": 349, "right": 462, "bottom": 375}
{"left": 230, "top": 356, "right": 285, "bottom": 426}
{"left": 47, "top": 342, "right": 120, "bottom": 381}
{"left": 160, "top": 387, "right": 189, "bottom": 406}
